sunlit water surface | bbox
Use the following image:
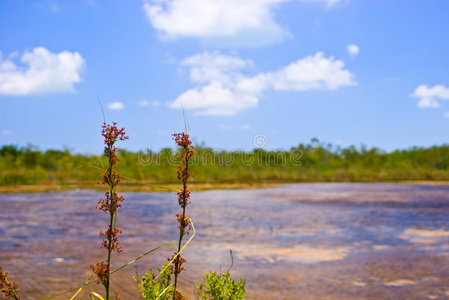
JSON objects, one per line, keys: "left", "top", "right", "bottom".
{"left": 1, "top": 183, "right": 449, "bottom": 299}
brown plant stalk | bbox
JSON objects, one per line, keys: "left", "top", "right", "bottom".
{"left": 170, "top": 132, "right": 195, "bottom": 299}
{"left": 90, "top": 122, "right": 128, "bottom": 300}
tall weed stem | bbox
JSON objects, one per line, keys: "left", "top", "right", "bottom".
{"left": 90, "top": 122, "right": 128, "bottom": 300}
{"left": 170, "top": 133, "right": 195, "bottom": 299}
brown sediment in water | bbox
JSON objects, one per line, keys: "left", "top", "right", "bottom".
{"left": 1, "top": 183, "right": 449, "bottom": 299}
{"left": 214, "top": 243, "right": 349, "bottom": 264}
{"left": 384, "top": 279, "right": 416, "bottom": 287}
{"left": 401, "top": 229, "right": 449, "bottom": 237}
{"left": 399, "top": 228, "right": 449, "bottom": 244}
{"left": 397, "top": 180, "right": 449, "bottom": 185}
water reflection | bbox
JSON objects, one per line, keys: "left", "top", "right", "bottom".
{"left": 1, "top": 183, "right": 449, "bottom": 299}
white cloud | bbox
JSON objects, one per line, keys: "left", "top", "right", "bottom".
{"left": 137, "top": 100, "right": 150, "bottom": 107}
{"left": 412, "top": 85, "right": 449, "bottom": 108}
{"left": 182, "top": 51, "right": 252, "bottom": 83}
{"left": 138, "top": 100, "right": 161, "bottom": 107}
{"left": 170, "top": 51, "right": 356, "bottom": 116}
{"left": 1, "top": 129, "right": 11, "bottom": 135}
{"left": 171, "top": 81, "right": 259, "bottom": 116}
{"left": 143, "top": 0, "right": 292, "bottom": 46}
{"left": 138, "top": 100, "right": 149, "bottom": 106}
{"left": 0, "top": 47, "right": 84, "bottom": 96}
{"left": 347, "top": 44, "right": 359, "bottom": 57}
{"left": 143, "top": 0, "right": 345, "bottom": 46}
{"left": 107, "top": 102, "right": 125, "bottom": 110}
{"left": 267, "top": 52, "right": 356, "bottom": 91}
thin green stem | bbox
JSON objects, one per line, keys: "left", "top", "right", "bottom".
{"left": 104, "top": 149, "right": 114, "bottom": 300}
{"left": 172, "top": 154, "right": 189, "bottom": 300}
{"left": 105, "top": 185, "right": 113, "bottom": 300}
{"left": 172, "top": 206, "right": 185, "bottom": 298}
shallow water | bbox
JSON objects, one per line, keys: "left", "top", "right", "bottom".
{"left": 1, "top": 183, "right": 449, "bottom": 299}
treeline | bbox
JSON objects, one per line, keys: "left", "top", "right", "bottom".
{"left": 1, "top": 140, "right": 449, "bottom": 186}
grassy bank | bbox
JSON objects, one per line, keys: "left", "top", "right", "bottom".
{"left": 2, "top": 141, "right": 449, "bottom": 193}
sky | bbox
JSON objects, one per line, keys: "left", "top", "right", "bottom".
{"left": 1, "top": 0, "right": 449, "bottom": 153}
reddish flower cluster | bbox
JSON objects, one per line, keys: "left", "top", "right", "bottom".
{"left": 113, "top": 291, "right": 122, "bottom": 300}
{"left": 89, "top": 261, "right": 109, "bottom": 286}
{"left": 176, "top": 213, "right": 192, "bottom": 235}
{"left": 173, "top": 133, "right": 195, "bottom": 210}
{"left": 173, "top": 291, "right": 185, "bottom": 300}
{"left": 176, "top": 190, "right": 191, "bottom": 208}
{"left": 173, "top": 133, "right": 195, "bottom": 184}
{"left": 0, "top": 266, "right": 20, "bottom": 300}
{"left": 97, "top": 192, "right": 124, "bottom": 214}
{"left": 168, "top": 253, "right": 187, "bottom": 275}
{"left": 99, "top": 227, "right": 124, "bottom": 252}
{"left": 91, "top": 122, "right": 128, "bottom": 294}
{"left": 171, "top": 132, "right": 195, "bottom": 297}
{"left": 101, "top": 122, "right": 128, "bottom": 188}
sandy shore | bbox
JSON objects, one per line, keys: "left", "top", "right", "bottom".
{"left": 1, "top": 180, "right": 449, "bottom": 193}
{"left": 0, "top": 182, "right": 283, "bottom": 193}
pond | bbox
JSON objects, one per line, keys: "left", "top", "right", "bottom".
{"left": 1, "top": 183, "right": 449, "bottom": 299}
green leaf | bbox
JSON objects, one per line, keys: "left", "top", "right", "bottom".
{"left": 90, "top": 292, "right": 105, "bottom": 300}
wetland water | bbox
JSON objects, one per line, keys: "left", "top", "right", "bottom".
{"left": 1, "top": 183, "right": 449, "bottom": 299}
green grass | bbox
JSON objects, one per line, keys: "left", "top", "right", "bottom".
{"left": 2, "top": 141, "right": 449, "bottom": 190}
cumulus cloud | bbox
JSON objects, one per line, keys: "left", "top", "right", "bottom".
{"left": 412, "top": 85, "right": 449, "bottom": 108}
{"left": 107, "top": 102, "right": 125, "bottom": 110}
{"left": 181, "top": 51, "right": 253, "bottom": 83}
{"left": 143, "top": 0, "right": 345, "bottom": 46}
{"left": 267, "top": 52, "right": 356, "bottom": 91}
{"left": 1, "top": 129, "right": 11, "bottom": 135}
{"left": 172, "top": 81, "right": 259, "bottom": 116}
{"left": 347, "top": 44, "right": 359, "bottom": 57}
{"left": 170, "top": 51, "right": 356, "bottom": 115}
{"left": 144, "top": 0, "right": 290, "bottom": 46}
{"left": 0, "top": 47, "right": 84, "bottom": 96}
{"left": 138, "top": 100, "right": 149, "bottom": 106}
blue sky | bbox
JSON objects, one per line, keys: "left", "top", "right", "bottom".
{"left": 1, "top": 0, "right": 449, "bottom": 153}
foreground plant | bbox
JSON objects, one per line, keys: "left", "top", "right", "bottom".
{"left": 169, "top": 132, "right": 195, "bottom": 299}
{"left": 196, "top": 271, "right": 246, "bottom": 300}
{"left": 90, "top": 122, "right": 128, "bottom": 300}
{"left": 0, "top": 266, "right": 20, "bottom": 300}
{"left": 135, "top": 263, "right": 174, "bottom": 300}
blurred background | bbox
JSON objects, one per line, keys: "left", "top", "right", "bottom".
{"left": 1, "top": 1, "right": 449, "bottom": 189}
